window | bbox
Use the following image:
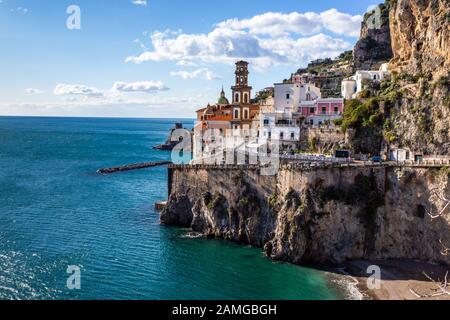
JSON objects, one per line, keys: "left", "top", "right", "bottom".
{"left": 286, "top": 93, "right": 290, "bottom": 100}
{"left": 322, "top": 106, "right": 327, "bottom": 114}
{"left": 306, "top": 93, "right": 311, "bottom": 101}
{"left": 268, "top": 131, "right": 271, "bottom": 139}
{"left": 234, "top": 109, "right": 239, "bottom": 119}
{"left": 244, "top": 93, "right": 248, "bottom": 103}
{"left": 334, "top": 106, "right": 339, "bottom": 114}
{"left": 310, "top": 107, "right": 315, "bottom": 114}
{"left": 263, "top": 119, "right": 269, "bottom": 125}
{"left": 280, "top": 132, "right": 284, "bottom": 140}
{"left": 291, "top": 132, "right": 295, "bottom": 139}
{"left": 235, "top": 93, "right": 239, "bottom": 103}
{"left": 244, "top": 109, "right": 249, "bottom": 119}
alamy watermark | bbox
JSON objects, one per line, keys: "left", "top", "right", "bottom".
{"left": 366, "top": 265, "right": 381, "bottom": 290}
{"left": 66, "top": 265, "right": 81, "bottom": 290}
{"left": 169, "top": 126, "right": 280, "bottom": 176}
{"left": 66, "top": 5, "right": 81, "bottom": 30}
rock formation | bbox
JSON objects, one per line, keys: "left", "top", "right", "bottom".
{"left": 384, "top": 0, "right": 450, "bottom": 155}
{"left": 162, "top": 165, "right": 450, "bottom": 266}
{"left": 353, "top": 3, "right": 393, "bottom": 70}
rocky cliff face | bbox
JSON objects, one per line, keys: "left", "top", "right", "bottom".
{"left": 345, "top": 0, "right": 449, "bottom": 156}
{"left": 384, "top": 0, "right": 450, "bottom": 155}
{"left": 353, "top": 3, "right": 393, "bottom": 70}
{"left": 389, "top": 0, "right": 449, "bottom": 78}
{"left": 162, "top": 165, "right": 450, "bottom": 266}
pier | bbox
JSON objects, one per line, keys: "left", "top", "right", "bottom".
{"left": 98, "top": 161, "right": 172, "bottom": 174}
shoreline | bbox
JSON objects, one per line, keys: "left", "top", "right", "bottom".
{"left": 326, "top": 259, "right": 450, "bottom": 300}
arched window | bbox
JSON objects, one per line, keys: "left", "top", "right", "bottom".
{"left": 244, "top": 109, "right": 249, "bottom": 119}
{"left": 306, "top": 93, "right": 311, "bottom": 101}
{"left": 244, "top": 93, "right": 248, "bottom": 103}
{"left": 234, "top": 109, "right": 239, "bottom": 119}
{"left": 235, "top": 93, "right": 239, "bottom": 103}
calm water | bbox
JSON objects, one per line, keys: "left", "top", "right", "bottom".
{"left": 0, "top": 117, "right": 343, "bottom": 300}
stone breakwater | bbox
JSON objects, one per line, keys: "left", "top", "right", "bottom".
{"left": 98, "top": 161, "right": 172, "bottom": 174}
{"left": 161, "top": 164, "right": 450, "bottom": 266}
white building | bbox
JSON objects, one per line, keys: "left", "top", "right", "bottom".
{"left": 342, "top": 63, "right": 390, "bottom": 99}
{"left": 258, "top": 112, "right": 300, "bottom": 150}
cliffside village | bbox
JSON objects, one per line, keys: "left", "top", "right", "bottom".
{"left": 191, "top": 60, "right": 393, "bottom": 164}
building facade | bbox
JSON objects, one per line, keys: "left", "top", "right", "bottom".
{"left": 192, "top": 61, "right": 261, "bottom": 163}
{"left": 342, "top": 63, "right": 390, "bottom": 99}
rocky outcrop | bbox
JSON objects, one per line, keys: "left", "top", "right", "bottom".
{"left": 162, "top": 165, "right": 450, "bottom": 266}
{"left": 383, "top": 0, "right": 450, "bottom": 155}
{"left": 389, "top": 0, "right": 450, "bottom": 78}
{"left": 160, "top": 193, "right": 193, "bottom": 227}
{"left": 353, "top": 3, "right": 393, "bottom": 70}
{"left": 344, "top": 0, "right": 449, "bottom": 156}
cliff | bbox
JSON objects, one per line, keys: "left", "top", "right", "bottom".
{"left": 353, "top": 3, "right": 393, "bottom": 70}
{"left": 389, "top": 0, "right": 449, "bottom": 78}
{"left": 383, "top": 0, "right": 450, "bottom": 155}
{"left": 340, "top": 0, "right": 449, "bottom": 156}
{"left": 162, "top": 165, "right": 450, "bottom": 266}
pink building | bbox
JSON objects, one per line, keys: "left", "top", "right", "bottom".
{"left": 298, "top": 98, "right": 344, "bottom": 126}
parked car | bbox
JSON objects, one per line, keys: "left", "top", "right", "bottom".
{"left": 371, "top": 156, "right": 383, "bottom": 163}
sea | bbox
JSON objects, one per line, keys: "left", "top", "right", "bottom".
{"left": 0, "top": 116, "right": 349, "bottom": 300}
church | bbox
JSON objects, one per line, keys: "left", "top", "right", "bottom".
{"left": 193, "top": 61, "right": 261, "bottom": 162}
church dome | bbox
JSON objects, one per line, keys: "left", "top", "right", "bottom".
{"left": 217, "top": 87, "right": 229, "bottom": 105}
{"left": 218, "top": 96, "right": 229, "bottom": 105}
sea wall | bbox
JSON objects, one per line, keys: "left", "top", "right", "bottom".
{"left": 162, "top": 164, "right": 450, "bottom": 266}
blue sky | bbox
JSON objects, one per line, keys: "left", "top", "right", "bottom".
{"left": 0, "top": 0, "right": 378, "bottom": 118}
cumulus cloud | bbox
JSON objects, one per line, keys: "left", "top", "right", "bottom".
{"left": 54, "top": 84, "right": 103, "bottom": 97}
{"left": 112, "top": 81, "right": 169, "bottom": 93}
{"left": 132, "top": 0, "right": 147, "bottom": 6}
{"left": 170, "top": 68, "right": 221, "bottom": 80}
{"left": 126, "top": 28, "right": 287, "bottom": 69}
{"left": 126, "top": 9, "right": 360, "bottom": 70}
{"left": 217, "top": 9, "right": 362, "bottom": 37}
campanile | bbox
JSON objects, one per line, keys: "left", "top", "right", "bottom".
{"left": 231, "top": 61, "right": 252, "bottom": 104}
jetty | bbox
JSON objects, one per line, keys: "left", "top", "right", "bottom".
{"left": 97, "top": 161, "right": 172, "bottom": 174}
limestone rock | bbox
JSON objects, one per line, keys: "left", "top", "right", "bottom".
{"left": 353, "top": 3, "right": 393, "bottom": 70}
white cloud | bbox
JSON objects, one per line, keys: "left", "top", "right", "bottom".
{"left": 132, "top": 0, "right": 147, "bottom": 6}
{"left": 216, "top": 9, "right": 362, "bottom": 37}
{"left": 25, "top": 88, "right": 44, "bottom": 94}
{"left": 112, "top": 81, "right": 169, "bottom": 93}
{"left": 319, "top": 9, "right": 363, "bottom": 37}
{"left": 126, "top": 28, "right": 287, "bottom": 70}
{"left": 11, "top": 7, "right": 29, "bottom": 14}
{"left": 170, "top": 68, "right": 221, "bottom": 80}
{"left": 54, "top": 84, "right": 104, "bottom": 97}
{"left": 126, "top": 29, "right": 352, "bottom": 71}
{"left": 126, "top": 9, "right": 360, "bottom": 70}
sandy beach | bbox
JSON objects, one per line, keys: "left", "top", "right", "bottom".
{"left": 334, "top": 260, "right": 450, "bottom": 300}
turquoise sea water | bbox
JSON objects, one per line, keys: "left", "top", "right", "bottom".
{"left": 0, "top": 117, "right": 343, "bottom": 300}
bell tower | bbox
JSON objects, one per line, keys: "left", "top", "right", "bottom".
{"left": 231, "top": 61, "right": 252, "bottom": 104}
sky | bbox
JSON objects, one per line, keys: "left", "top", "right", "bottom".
{"left": 0, "top": 0, "right": 379, "bottom": 118}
